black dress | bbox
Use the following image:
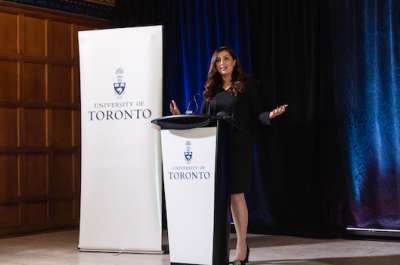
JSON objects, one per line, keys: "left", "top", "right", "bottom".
{"left": 201, "top": 80, "right": 270, "bottom": 194}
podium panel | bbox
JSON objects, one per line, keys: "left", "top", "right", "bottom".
{"left": 161, "top": 127, "right": 217, "bottom": 264}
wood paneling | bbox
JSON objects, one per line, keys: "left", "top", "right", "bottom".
{"left": 0, "top": 2, "right": 110, "bottom": 236}
{"left": 72, "top": 24, "right": 79, "bottom": 61}
{"left": 21, "top": 154, "right": 47, "bottom": 197}
{"left": 0, "top": 155, "right": 18, "bottom": 204}
{"left": 48, "top": 21, "right": 71, "bottom": 61}
{"left": 0, "top": 12, "right": 18, "bottom": 54}
{"left": 21, "top": 108, "right": 46, "bottom": 146}
{"left": 51, "top": 110, "right": 72, "bottom": 148}
{"left": 23, "top": 16, "right": 46, "bottom": 57}
{"left": 73, "top": 66, "right": 80, "bottom": 104}
{"left": 0, "top": 205, "right": 19, "bottom": 228}
{"left": 73, "top": 111, "right": 80, "bottom": 147}
{"left": 21, "top": 62, "right": 45, "bottom": 102}
{"left": 50, "top": 200, "right": 74, "bottom": 226}
{"left": 0, "top": 61, "right": 18, "bottom": 101}
{"left": 50, "top": 153, "right": 73, "bottom": 196}
{"left": 21, "top": 202, "right": 47, "bottom": 229}
{"left": 48, "top": 65, "right": 72, "bottom": 104}
{"left": 0, "top": 108, "right": 18, "bottom": 147}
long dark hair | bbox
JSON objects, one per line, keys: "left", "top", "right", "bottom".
{"left": 203, "top": 47, "right": 246, "bottom": 101}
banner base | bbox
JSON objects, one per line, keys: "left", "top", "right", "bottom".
{"left": 78, "top": 248, "right": 165, "bottom": 254}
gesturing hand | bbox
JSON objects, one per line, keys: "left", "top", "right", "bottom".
{"left": 269, "top": 104, "right": 288, "bottom": 119}
{"left": 169, "top": 100, "right": 181, "bottom": 115}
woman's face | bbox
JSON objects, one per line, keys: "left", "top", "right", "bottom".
{"left": 215, "top": 50, "right": 236, "bottom": 77}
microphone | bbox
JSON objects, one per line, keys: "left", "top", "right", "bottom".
{"left": 185, "top": 92, "right": 201, "bottom": 114}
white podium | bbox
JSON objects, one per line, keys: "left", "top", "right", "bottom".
{"left": 152, "top": 115, "right": 230, "bottom": 265}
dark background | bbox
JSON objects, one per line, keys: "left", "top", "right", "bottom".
{"left": 113, "top": 0, "right": 400, "bottom": 237}
{"left": 113, "top": 0, "right": 335, "bottom": 237}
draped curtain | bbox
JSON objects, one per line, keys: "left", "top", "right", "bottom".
{"left": 247, "top": 0, "right": 324, "bottom": 235}
{"left": 114, "top": 0, "right": 325, "bottom": 235}
{"left": 163, "top": 0, "right": 252, "bottom": 115}
{"left": 322, "top": 0, "right": 400, "bottom": 229}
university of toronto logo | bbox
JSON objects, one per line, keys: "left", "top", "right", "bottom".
{"left": 184, "top": 141, "right": 193, "bottom": 162}
{"left": 113, "top": 67, "right": 126, "bottom": 96}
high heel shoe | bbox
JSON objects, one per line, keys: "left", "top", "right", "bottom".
{"left": 229, "top": 246, "right": 250, "bottom": 265}
{"left": 245, "top": 245, "right": 250, "bottom": 263}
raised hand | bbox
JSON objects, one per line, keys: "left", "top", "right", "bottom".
{"left": 269, "top": 104, "right": 288, "bottom": 119}
{"left": 169, "top": 100, "right": 181, "bottom": 115}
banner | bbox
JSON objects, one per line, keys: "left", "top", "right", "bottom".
{"left": 78, "top": 26, "right": 163, "bottom": 253}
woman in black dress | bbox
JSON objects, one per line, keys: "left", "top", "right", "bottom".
{"left": 170, "top": 47, "right": 287, "bottom": 265}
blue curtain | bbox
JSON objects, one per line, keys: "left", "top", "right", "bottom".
{"left": 164, "top": 0, "right": 280, "bottom": 230}
{"left": 327, "top": 0, "right": 400, "bottom": 229}
{"left": 164, "top": 0, "right": 251, "bottom": 115}
{"left": 115, "top": 0, "right": 322, "bottom": 235}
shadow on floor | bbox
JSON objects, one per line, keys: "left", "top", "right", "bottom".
{"left": 229, "top": 235, "right": 341, "bottom": 249}
{"left": 250, "top": 255, "right": 400, "bottom": 265}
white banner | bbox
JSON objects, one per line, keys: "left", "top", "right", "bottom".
{"left": 78, "top": 26, "right": 163, "bottom": 253}
{"left": 161, "top": 128, "right": 217, "bottom": 264}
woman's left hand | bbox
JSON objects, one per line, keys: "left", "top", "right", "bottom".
{"left": 269, "top": 104, "right": 288, "bottom": 119}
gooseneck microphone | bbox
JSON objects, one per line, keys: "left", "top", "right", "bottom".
{"left": 185, "top": 92, "right": 202, "bottom": 114}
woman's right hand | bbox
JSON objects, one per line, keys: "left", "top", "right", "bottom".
{"left": 169, "top": 100, "right": 181, "bottom": 115}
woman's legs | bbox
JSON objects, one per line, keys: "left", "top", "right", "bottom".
{"left": 230, "top": 193, "right": 248, "bottom": 260}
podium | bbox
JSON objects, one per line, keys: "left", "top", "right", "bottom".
{"left": 152, "top": 115, "right": 230, "bottom": 265}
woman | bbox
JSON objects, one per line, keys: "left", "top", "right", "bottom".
{"left": 170, "top": 47, "right": 287, "bottom": 265}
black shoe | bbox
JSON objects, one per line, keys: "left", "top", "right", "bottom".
{"left": 245, "top": 245, "right": 249, "bottom": 263}
{"left": 229, "top": 246, "right": 250, "bottom": 265}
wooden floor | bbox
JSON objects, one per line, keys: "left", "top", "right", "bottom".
{"left": 0, "top": 230, "right": 399, "bottom": 265}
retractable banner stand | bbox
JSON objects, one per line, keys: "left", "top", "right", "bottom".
{"left": 78, "top": 26, "right": 163, "bottom": 253}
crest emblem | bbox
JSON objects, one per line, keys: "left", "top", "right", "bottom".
{"left": 184, "top": 141, "right": 193, "bottom": 162}
{"left": 113, "top": 68, "right": 126, "bottom": 96}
